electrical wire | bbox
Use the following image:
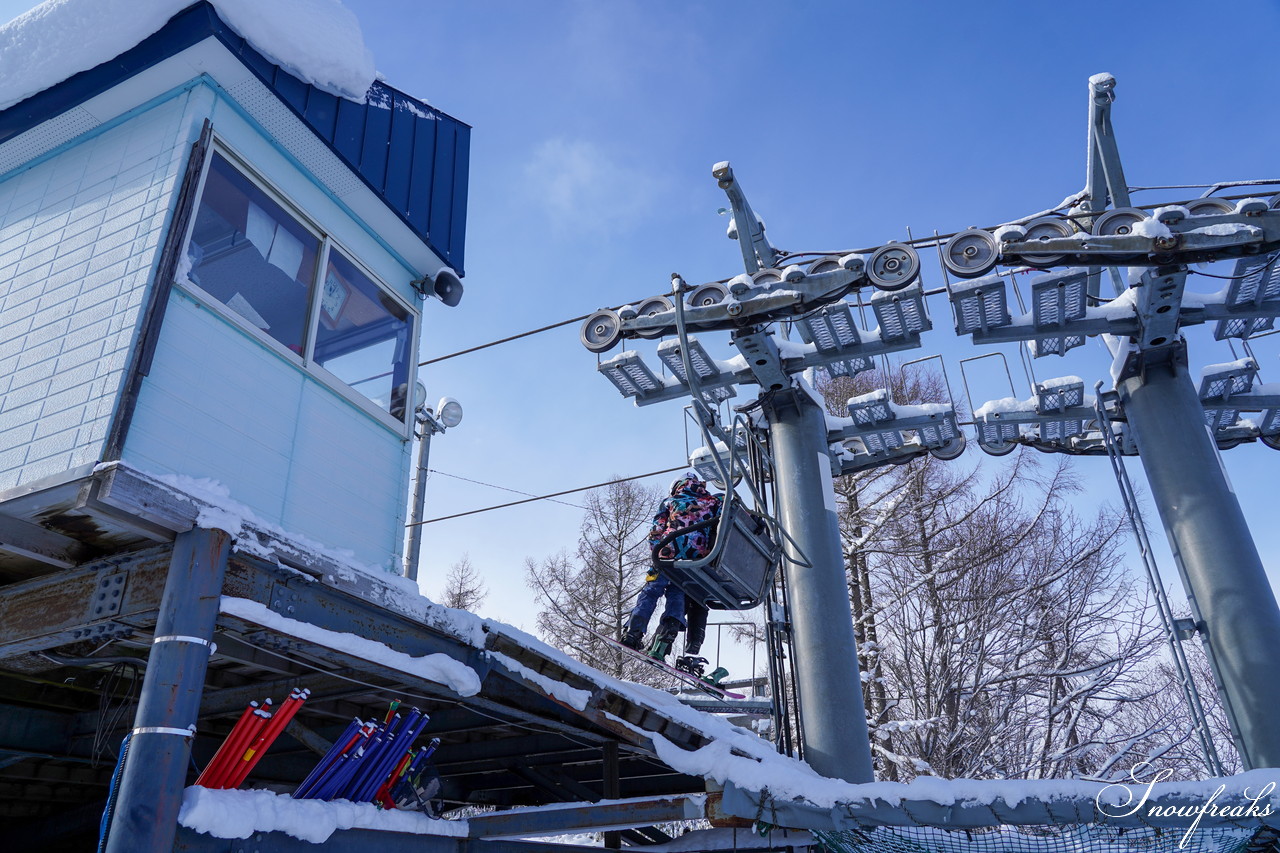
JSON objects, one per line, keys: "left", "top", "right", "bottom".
{"left": 408, "top": 465, "right": 687, "bottom": 527}
{"left": 427, "top": 469, "right": 587, "bottom": 510}
{"left": 91, "top": 661, "right": 141, "bottom": 768}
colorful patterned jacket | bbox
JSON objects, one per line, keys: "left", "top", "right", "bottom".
{"left": 649, "top": 475, "right": 723, "bottom": 562}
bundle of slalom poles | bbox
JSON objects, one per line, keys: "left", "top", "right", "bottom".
{"left": 293, "top": 701, "right": 434, "bottom": 805}
{"left": 195, "top": 688, "right": 310, "bottom": 789}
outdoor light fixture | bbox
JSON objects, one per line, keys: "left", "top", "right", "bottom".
{"left": 975, "top": 416, "right": 1021, "bottom": 455}
{"left": 1199, "top": 359, "right": 1257, "bottom": 401}
{"left": 871, "top": 284, "right": 931, "bottom": 342}
{"left": 1030, "top": 270, "right": 1088, "bottom": 356}
{"left": 1036, "top": 377, "right": 1086, "bottom": 411}
{"left": 795, "top": 301, "right": 874, "bottom": 378}
{"left": 848, "top": 389, "right": 894, "bottom": 426}
{"left": 948, "top": 274, "right": 1012, "bottom": 336}
{"left": 797, "top": 301, "right": 861, "bottom": 350}
{"left": 405, "top": 394, "right": 464, "bottom": 581}
{"left": 843, "top": 389, "right": 963, "bottom": 460}
{"left": 690, "top": 441, "right": 744, "bottom": 490}
{"left": 598, "top": 351, "right": 666, "bottom": 402}
{"left": 1198, "top": 359, "right": 1257, "bottom": 434}
{"left": 1035, "top": 378, "right": 1088, "bottom": 444}
{"left": 435, "top": 397, "right": 463, "bottom": 429}
{"left": 1261, "top": 408, "right": 1280, "bottom": 450}
{"left": 657, "top": 337, "right": 734, "bottom": 403}
{"left": 1214, "top": 253, "right": 1280, "bottom": 340}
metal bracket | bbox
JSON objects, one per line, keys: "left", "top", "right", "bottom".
{"left": 732, "top": 329, "right": 790, "bottom": 392}
{"left": 86, "top": 571, "right": 128, "bottom": 621}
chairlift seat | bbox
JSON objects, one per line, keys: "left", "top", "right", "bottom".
{"left": 652, "top": 498, "right": 779, "bottom": 610}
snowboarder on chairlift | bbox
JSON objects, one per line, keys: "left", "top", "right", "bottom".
{"left": 622, "top": 473, "right": 721, "bottom": 676}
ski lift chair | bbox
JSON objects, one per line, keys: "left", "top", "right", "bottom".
{"left": 651, "top": 496, "right": 780, "bottom": 610}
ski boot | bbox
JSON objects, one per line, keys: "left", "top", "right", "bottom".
{"left": 647, "top": 617, "right": 682, "bottom": 662}
{"left": 620, "top": 628, "right": 644, "bottom": 651}
{"left": 675, "top": 655, "right": 707, "bottom": 678}
{"left": 703, "top": 666, "right": 729, "bottom": 686}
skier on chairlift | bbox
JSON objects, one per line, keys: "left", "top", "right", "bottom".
{"left": 622, "top": 473, "right": 721, "bottom": 677}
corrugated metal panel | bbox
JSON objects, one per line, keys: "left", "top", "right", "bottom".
{"left": 0, "top": 99, "right": 191, "bottom": 491}
{"left": 0, "top": 1, "right": 469, "bottom": 274}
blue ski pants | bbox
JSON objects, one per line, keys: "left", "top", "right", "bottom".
{"left": 626, "top": 575, "right": 686, "bottom": 636}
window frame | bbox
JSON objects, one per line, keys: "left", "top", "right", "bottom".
{"left": 177, "top": 140, "right": 420, "bottom": 437}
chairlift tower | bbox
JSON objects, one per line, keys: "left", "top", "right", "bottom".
{"left": 583, "top": 73, "right": 1280, "bottom": 776}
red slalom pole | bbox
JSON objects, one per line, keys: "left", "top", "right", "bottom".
{"left": 373, "top": 750, "right": 413, "bottom": 808}
{"left": 209, "top": 703, "right": 272, "bottom": 788}
{"left": 196, "top": 701, "right": 258, "bottom": 787}
{"left": 227, "top": 688, "right": 310, "bottom": 789}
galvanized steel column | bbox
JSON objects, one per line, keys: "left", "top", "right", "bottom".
{"left": 1119, "top": 356, "right": 1280, "bottom": 769}
{"left": 104, "top": 527, "right": 232, "bottom": 853}
{"left": 765, "top": 389, "right": 875, "bottom": 782}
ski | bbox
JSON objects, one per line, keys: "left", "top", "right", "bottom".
{"left": 573, "top": 621, "right": 746, "bottom": 700}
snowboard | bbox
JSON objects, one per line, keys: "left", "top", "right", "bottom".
{"left": 574, "top": 622, "right": 746, "bottom": 700}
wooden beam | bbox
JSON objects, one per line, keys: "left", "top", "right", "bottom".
{"left": 0, "top": 514, "right": 92, "bottom": 568}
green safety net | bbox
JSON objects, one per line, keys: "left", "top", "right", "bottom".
{"left": 812, "top": 825, "right": 1271, "bottom": 853}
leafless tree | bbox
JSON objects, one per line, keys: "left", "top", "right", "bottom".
{"left": 525, "top": 478, "right": 665, "bottom": 683}
{"left": 441, "top": 553, "right": 488, "bottom": 611}
{"left": 815, "top": 367, "right": 1209, "bottom": 781}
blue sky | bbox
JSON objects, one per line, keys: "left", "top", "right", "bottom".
{"left": 344, "top": 0, "right": 1280, "bottom": 643}
{"left": 4, "top": 1, "right": 1279, "bottom": 664}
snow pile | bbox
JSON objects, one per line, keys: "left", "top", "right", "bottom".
{"left": 221, "top": 597, "right": 482, "bottom": 696}
{"left": 0, "top": 0, "right": 375, "bottom": 111}
{"left": 489, "top": 652, "right": 593, "bottom": 710}
{"left": 178, "top": 786, "right": 468, "bottom": 843}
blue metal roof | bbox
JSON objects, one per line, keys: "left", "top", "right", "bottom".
{"left": 0, "top": 1, "right": 469, "bottom": 274}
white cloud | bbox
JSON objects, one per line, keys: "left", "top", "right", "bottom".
{"left": 522, "top": 137, "right": 663, "bottom": 235}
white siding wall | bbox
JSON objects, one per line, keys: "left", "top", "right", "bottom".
{"left": 123, "top": 289, "right": 410, "bottom": 572}
{"left": 0, "top": 96, "right": 196, "bottom": 490}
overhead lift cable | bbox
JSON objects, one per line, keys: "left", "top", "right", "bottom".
{"left": 409, "top": 466, "right": 686, "bottom": 526}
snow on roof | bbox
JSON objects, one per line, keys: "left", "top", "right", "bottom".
{"left": 221, "top": 597, "right": 482, "bottom": 696}
{"left": 179, "top": 786, "right": 470, "bottom": 844}
{"left": 0, "top": 0, "right": 375, "bottom": 111}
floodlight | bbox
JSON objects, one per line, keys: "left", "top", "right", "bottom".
{"left": 1030, "top": 378, "right": 1087, "bottom": 443}
{"left": 1213, "top": 253, "right": 1280, "bottom": 340}
{"left": 690, "top": 442, "right": 744, "bottom": 490}
{"left": 1198, "top": 359, "right": 1257, "bottom": 401}
{"left": 1225, "top": 254, "right": 1280, "bottom": 308}
{"left": 1214, "top": 316, "right": 1275, "bottom": 341}
{"left": 975, "top": 414, "right": 1021, "bottom": 455}
{"left": 1036, "top": 378, "right": 1086, "bottom": 412}
{"left": 1261, "top": 409, "right": 1280, "bottom": 450}
{"left": 797, "top": 302, "right": 861, "bottom": 351}
{"left": 871, "top": 284, "right": 931, "bottom": 342}
{"left": 657, "top": 336, "right": 722, "bottom": 384}
{"left": 598, "top": 351, "right": 665, "bottom": 400}
{"left": 1263, "top": 408, "right": 1280, "bottom": 434}
{"left": 657, "top": 337, "right": 734, "bottom": 404}
{"left": 795, "top": 302, "right": 875, "bottom": 378}
{"left": 1198, "top": 360, "right": 1257, "bottom": 436}
{"left": 435, "top": 397, "right": 463, "bottom": 429}
{"left": 852, "top": 429, "right": 904, "bottom": 456}
{"left": 948, "top": 274, "right": 1012, "bottom": 336}
{"left": 1032, "top": 270, "right": 1087, "bottom": 326}
{"left": 916, "top": 414, "right": 961, "bottom": 451}
{"left": 848, "top": 389, "right": 894, "bottom": 426}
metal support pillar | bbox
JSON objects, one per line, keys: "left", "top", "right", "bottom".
{"left": 404, "top": 416, "right": 434, "bottom": 581}
{"left": 763, "top": 389, "right": 874, "bottom": 782}
{"left": 602, "top": 741, "right": 621, "bottom": 849}
{"left": 104, "top": 527, "right": 232, "bottom": 853}
{"left": 1118, "top": 349, "right": 1280, "bottom": 769}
